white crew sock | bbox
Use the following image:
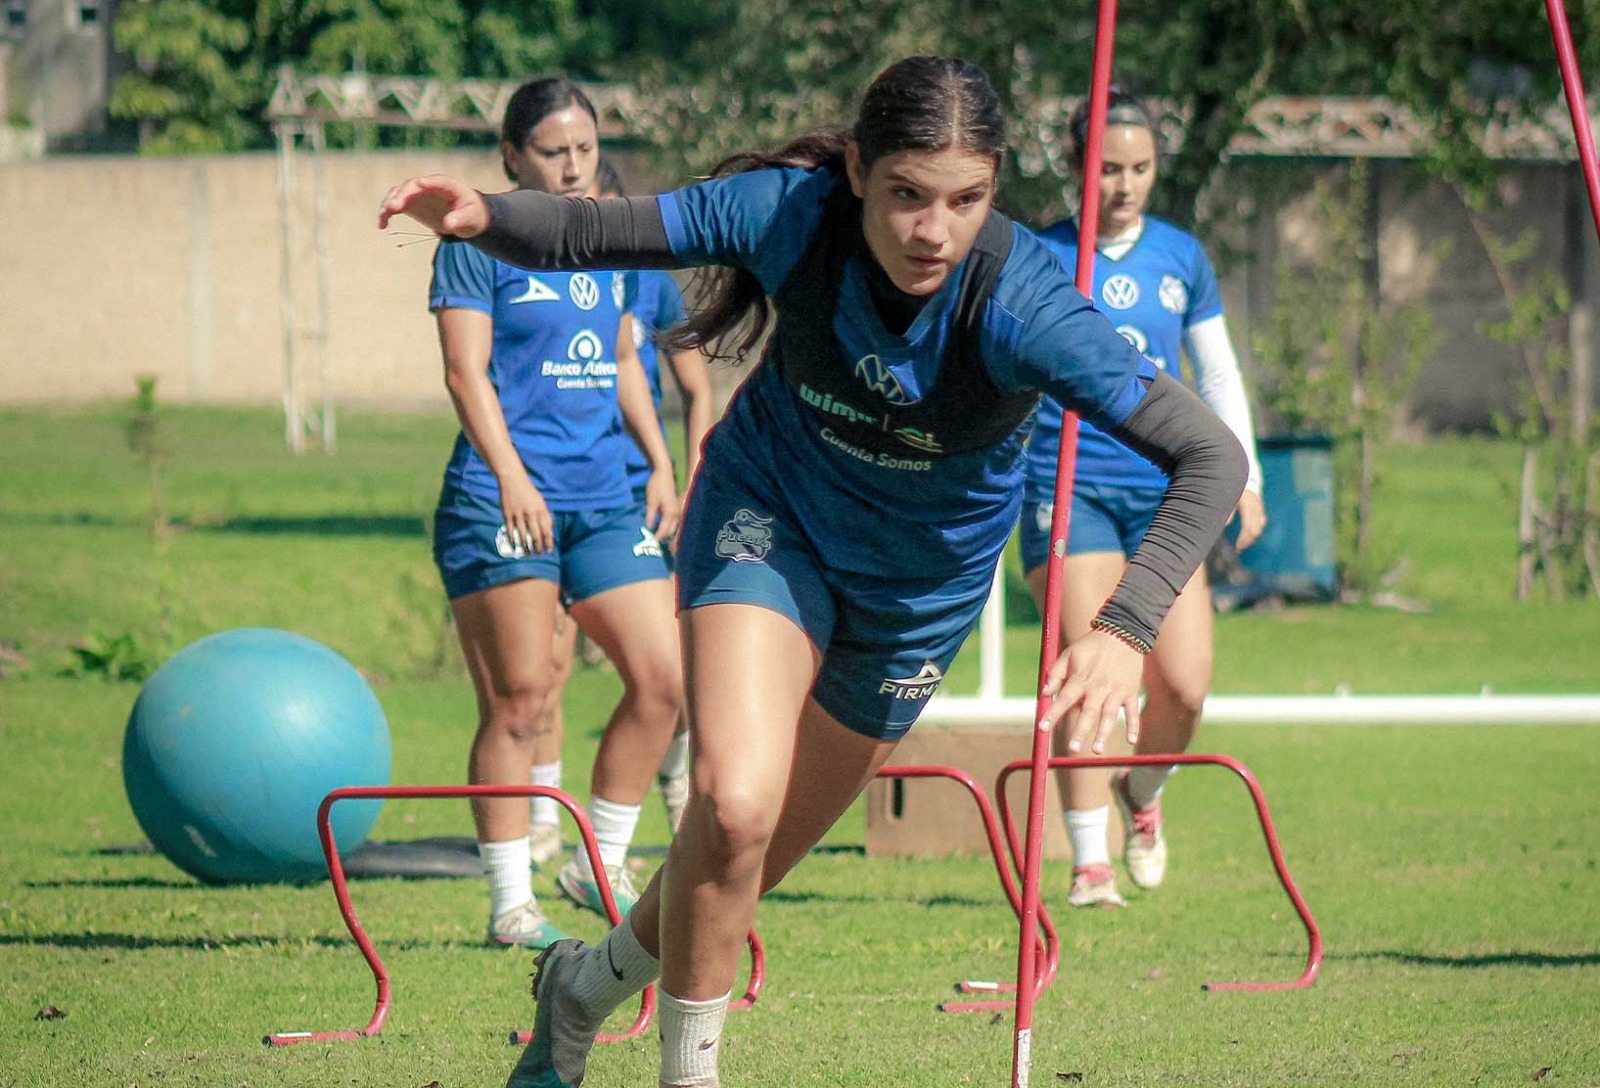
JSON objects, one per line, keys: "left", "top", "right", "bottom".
{"left": 479, "top": 836, "right": 534, "bottom": 917}
{"left": 530, "top": 760, "right": 563, "bottom": 826}
{"left": 658, "top": 730, "right": 690, "bottom": 781}
{"left": 1125, "top": 765, "right": 1175, "bottom": 810}
{"left": 1065, "top": 806, "right": 1112, "bottom": 869}
{"left": 571, "top": 914, "right": 661, "bottom": 1017}
{"left": 573, "top": 796, "right": 641, "bottom": 877}
{"left": 658, "top": 989, "right": 731, "bottom": 1088}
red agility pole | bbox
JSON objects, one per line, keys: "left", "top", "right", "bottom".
{"left": 265, "top": 784, "right": 764, "bottom": 1046}
{"left": 997, "top": 754, "right": 1323, "bottom": 992}
{"left": 1012, "top": 0, "right": 1117, "bottom": 1084}
{"left": 1548, "top": 0, "right": 1600, "bottom": 246}
{"left": 870, "top": 764, "right": 1058, "bottom": 1013}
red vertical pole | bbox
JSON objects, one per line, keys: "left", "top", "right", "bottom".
{"left": 1548, "top": 0, "right": 1600, "bottom": 245}
{"left": 1011, "top": 1, "right": 1118, "bottom": 1084}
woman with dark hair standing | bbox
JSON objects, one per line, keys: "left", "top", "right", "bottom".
{"left": 1019, "top": 89, "right": 1266, "bottom": 909}
{"left": 427, "top": 77, "right": 683, "bottom": 949}
{"left": 383, "top": 55, "right": 1247, "bottom": 1087}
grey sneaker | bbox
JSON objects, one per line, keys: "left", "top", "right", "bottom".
{"left": 555, "top": 858, "right": 641, "bottom": 917}
{"left": 505, "top": 938, "right": 603, "bottom": 1088}
{"left": 658, "top": 770, "right": 689, "bottom": 833}
{"left": 488, "top": 900, "right": 569, "bottom": 950}
{"left": 529, "top": 823, "right": 563, "bottom": 869}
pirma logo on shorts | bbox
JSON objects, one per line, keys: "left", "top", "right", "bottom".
{"left": 878, "top": 661, "right": 944, "bottom": 700}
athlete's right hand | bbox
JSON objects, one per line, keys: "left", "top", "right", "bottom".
{"left": 378, "top": 175, "right": 489, "bottom": 237}
{"left": 499, "top": 475, "right": 554, "bottom": 555}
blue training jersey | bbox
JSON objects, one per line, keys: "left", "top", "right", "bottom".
{"left": 430, "top": 242, "right": 637, "bottom": 510}
{"left": 657, "top": 166, "right": 1158, "bottom": 577}
{"left": 1024, "top": 216, "right": 1224, "bottom": 501}
{"left": 623, "top": 269, "right": 689, "bottom": 494}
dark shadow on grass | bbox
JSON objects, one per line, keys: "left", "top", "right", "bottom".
{"left": 0, "top": 932, "right": 355, "bottom": 952}
{"left": 1339, "top": 950, "right": 1600, "bottom": 969}
{"left": 190, "top": 514, "right": 427, "bottom": 538}
{"left": 762, "top": 888, "right": 997, "bottom": 908}
{"left": 26, "top": 877, "right": 205, "bottom": 890}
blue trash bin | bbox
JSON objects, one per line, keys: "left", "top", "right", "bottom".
{"left": 1214, "top": 434, "right": 1337, "bottom": 607}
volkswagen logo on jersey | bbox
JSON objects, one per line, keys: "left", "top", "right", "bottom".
{"left": 567, "top": 329, "right": 605, "bottom": 362}
{"left": 612, "top": 272, "right": 628, "bottom": 311}
{"left": 569, "top": 273, "right": 601, "bottom": 311}
{"left": 854, "top": 354, "right": 910, "bottom": 404}
{"left": 878, "top": 660, "right": 944, "bottom": 700}
{"left": 1159, "top": 274, "right": 1189, "bottom": 315}
{"left": 494, "top": 525, "right": 530, "bottom": 559}
{"left": 1116, "top": 325, "right": 1149, "bottom": 354}
{"left": 1101, "top": 274, "right": 1140, "bottom": 310}
{"left": 714, "top": 508, "right": 774, "bottom": 563}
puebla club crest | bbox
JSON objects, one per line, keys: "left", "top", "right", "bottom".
{"left": 714, "top": 509, "right": 775, "bottom": 563}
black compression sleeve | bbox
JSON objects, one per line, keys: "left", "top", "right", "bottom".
{"left": 1095, "top": 372, "right": 1248, "bottom": 649}
{"left": 471, "top": 190, "right": 680, "bottom": 271}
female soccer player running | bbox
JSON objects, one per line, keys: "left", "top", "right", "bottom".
{"left": 427, "top": 77, "right": 683, "bottom": 949}
{"left": 382, "top": 55, "right": 1247, "bottom": 1088}
{"left": 1020, "top": 89, "right": 1266, "bottom": 908}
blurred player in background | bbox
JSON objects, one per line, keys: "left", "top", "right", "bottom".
{"left": 1019, "top": 87, "right": 1266, "bottom": 908}
{"left": 427, "top": 77, "right": 682, "bottom": 949}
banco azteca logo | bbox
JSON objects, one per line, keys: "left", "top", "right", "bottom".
{"left": 1116, "top": 325, "right": 1148, "bottom": 354}
{"left": 567, "top": 329, "right": 605, "bottom": 362}
{"left": 569, "top": 273, "right": 600, "bottom": 311}
{"left": 854, "top": 354, "right": 910, "bottom": 405}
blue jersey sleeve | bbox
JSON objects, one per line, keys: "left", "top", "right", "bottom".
{"left": 1185, "top": 242, "right": 1224, "bottom": 327}
{"left": 983, "top": 229, "right": 1153, "bottom": 433}
{"left": 429, "top": 240, "right": 495, "bottom": 313}
{"left": 657, "top": 166, "right": 836, "bottom": 293}
{"left": 652, "top": 275, "right": 687, "bottom": 332}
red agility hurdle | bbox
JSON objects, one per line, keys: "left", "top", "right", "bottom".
{"left": 264, "top": 784, "right": 763, "bottom": 1047}
{"left": 998, "top": 753, "right": 1323, "bottom": 992}
{"left": 872, "top": 764, "right": 1059, "bottom": 1014}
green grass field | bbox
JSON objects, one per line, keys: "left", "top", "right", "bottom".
{"left": 2, "top": 405, "right": 1598, "bottom": 1087}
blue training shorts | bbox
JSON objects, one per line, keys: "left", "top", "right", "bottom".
{"left": 1019, "top": 481, "right": 1168, "bottom": 574}
{"left": 432, "top": 487, "right": 670, "bottom": 603}
{"left": 673, "top": 464, "right": 994, "bottom": 741}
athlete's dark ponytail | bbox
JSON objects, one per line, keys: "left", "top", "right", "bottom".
{"left": 669, "top": 56, "right": 1004, "bottom": 363}
{"left": 500, "top": 78, "right": 598, "bottom": 182}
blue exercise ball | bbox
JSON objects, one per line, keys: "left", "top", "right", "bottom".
{"left": 122, "top": 628, "right": 391, "bottom": 885}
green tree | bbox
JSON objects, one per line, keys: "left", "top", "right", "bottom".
{"left": 110, "top": 0, "right": 259, "bottom": 153}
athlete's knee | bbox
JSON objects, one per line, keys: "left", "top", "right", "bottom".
{"left": 1144, "top": 673, "right": 1208, "bottom": 730}
{"left": 479, "top": 677, "right": 558, "bottom": 745}
{"left": 691, "top": 779, "right": 781, "bottom": 869}
{"left": 623, "top": 652, "right": 684, "bottom": 722}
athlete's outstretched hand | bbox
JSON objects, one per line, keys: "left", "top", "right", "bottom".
{"left": 1038, "top": 629, "right": 1143, "bottom": 754}
{"left": 378, "top": 175, "right": 489, "bottom": 237}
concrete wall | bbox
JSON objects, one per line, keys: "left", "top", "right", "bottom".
{"left": 1, "top": 147, "right": 1594, "bottom": 430}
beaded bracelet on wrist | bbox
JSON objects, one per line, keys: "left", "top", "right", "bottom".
{"left": 1090, "top": 616, "right": 1154, "bottom": 655}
